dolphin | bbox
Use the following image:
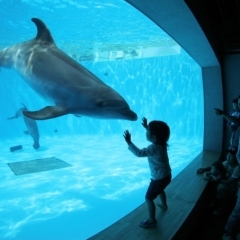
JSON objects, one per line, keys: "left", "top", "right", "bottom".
{"left": 0, "top": 18, "right": 137, "bottom": 121}
{"left": 8, "top": 104, "right": 40, "bottom": 149}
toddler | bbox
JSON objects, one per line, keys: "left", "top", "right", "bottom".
{"left": 123, "top": 117, "right": 171, "bottom": 228}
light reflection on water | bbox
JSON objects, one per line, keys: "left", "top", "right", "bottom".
{"left": 0, "top": 135, "right": 202, "bottom": 239}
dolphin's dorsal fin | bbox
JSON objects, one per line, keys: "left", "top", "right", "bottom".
{"left": 31, "top": 18, "right": 55, "bottom": 44}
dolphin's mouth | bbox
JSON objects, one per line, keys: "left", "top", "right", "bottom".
{"left": 106, "top": 108, "right": 138, "bottom": 121}
{"left": 123, "top": 109, "right": 138, "bottom": 121}
{"left": 129, "top": 115, "right": 138, "bottom": 121}
{"left": 97, "top": 99, "right": 137, "bottom": 121}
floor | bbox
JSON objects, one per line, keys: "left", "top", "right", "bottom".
{"left": 187, "top": 194, "right": 237, "bottom": 240}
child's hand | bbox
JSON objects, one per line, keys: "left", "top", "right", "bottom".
{"left": 210, "top": 175, "right": 219, "bottom": 182}
{"left": 196, "top": 168, "right": 205, "bottom": 174}
{"left": 203, "top": 172, "right": 210, "bottom": 180}
{"left": 142, "top": 117, "right": 148, "bottom": 129}
{"left": 123, "top": 130, "right": 132, "bottom": 144}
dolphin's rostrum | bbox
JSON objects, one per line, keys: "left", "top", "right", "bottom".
{"left": 0, "top": 18, "right": 137, "bottom": 121}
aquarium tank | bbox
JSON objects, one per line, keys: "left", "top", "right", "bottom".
{"left": 0, "top": 0, "right": 203, "bottom": 239}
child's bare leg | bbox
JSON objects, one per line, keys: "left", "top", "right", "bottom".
{"left": 146, "top": 199, "right": 156, "bottom": 222}
{"left": 157, "top": 190, "right": 168, "bottom": 210}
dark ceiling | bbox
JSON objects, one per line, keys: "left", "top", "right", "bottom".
{"left": 185, "top": 0, "right": 240, "bottom": 57}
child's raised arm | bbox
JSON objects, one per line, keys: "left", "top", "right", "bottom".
{"left": 142, "top": 117, "right": 148, "bottom": 129}
{"left": 123, "top": 130, "right": 132, "bottom": 144}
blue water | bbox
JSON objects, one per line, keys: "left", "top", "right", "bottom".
{"left": 0, "top": 0, "right": 203, "bottom": 239}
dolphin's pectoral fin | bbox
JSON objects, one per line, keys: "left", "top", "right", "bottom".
{"left": 23, "top": 106, "right": 68, "bottom": 120}
{"left": 74, "top": 115, "right": 82, "bottom": 118}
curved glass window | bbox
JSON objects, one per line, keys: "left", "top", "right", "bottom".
{"left": 0, "top": 0, "right": 203, "bottom": 239}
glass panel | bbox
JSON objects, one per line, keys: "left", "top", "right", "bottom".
{"left": 0, "top": 0, "right": 203, "bottom": 239}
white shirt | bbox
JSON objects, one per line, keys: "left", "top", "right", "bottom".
{"left": 128, "top": 142, "right": 171, "bottom": 180}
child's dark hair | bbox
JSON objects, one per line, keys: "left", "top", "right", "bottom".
{"left": 212, "top": 160, "right": 226, "bottom": 179}
{"left": 148, "top": 120, "right": 170, "bottom": 146}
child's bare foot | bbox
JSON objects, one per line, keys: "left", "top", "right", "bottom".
{"left": 157, "top": 204, "right": 168, "bottom": 211}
